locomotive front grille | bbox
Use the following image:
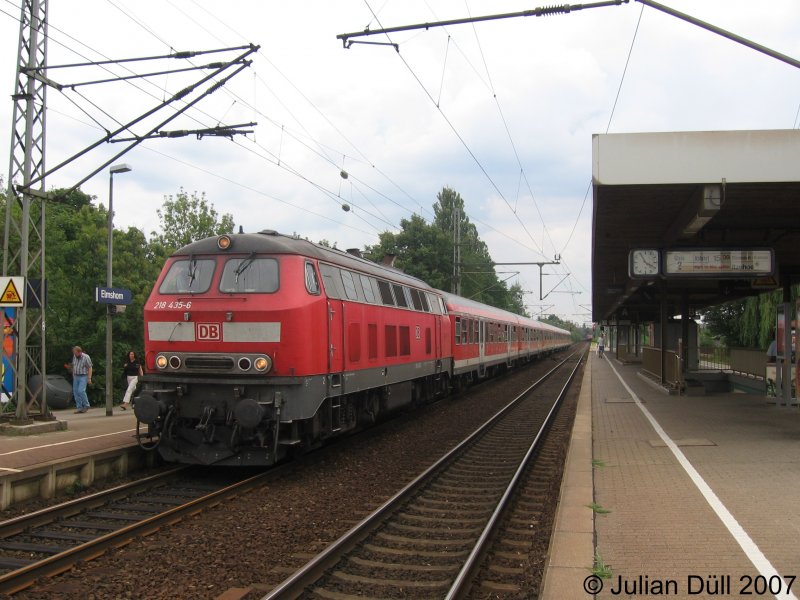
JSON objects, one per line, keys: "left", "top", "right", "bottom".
{"left": 185, "top": 356, "right": 236, "bottom": 370}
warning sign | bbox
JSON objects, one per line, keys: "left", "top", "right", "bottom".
{"left": 0, "top": 277, "right": 25, "bottom": 307}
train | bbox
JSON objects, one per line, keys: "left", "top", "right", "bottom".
{"left": 134, "top": 230, "right": 571, "bottom": 465}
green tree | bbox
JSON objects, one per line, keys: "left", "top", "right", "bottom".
{"left": 364, "top": 186, "right": 528, "bottom": 315}
{"left": 43, "top": 189, "right": 163, "bottom": 403}
{"left": 540, "top": 314, "right": 587, "bottom": 342}
{"left": 506, "top": 282, "right": 528, "bottom": 317}
{"left": 364, "top": 214, "right": 452, "bottom": 291}
{"left": 699, "top": 299, "right": 747, "bottom": 347}
{"left": 2, "top": 184, "right": 233, "bottom": 404}
{"left": 151, "top": 188, "right": 234, "bottom": 253}
{"left": 44, "top": 191, "right": 111, "bottom": 402}
{"left": 432, "top": 187, "right": 518, "bottom": 308}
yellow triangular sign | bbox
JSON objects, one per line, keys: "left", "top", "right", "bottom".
{"left": 1, "top": 279, "right": 22, "bottom": 304}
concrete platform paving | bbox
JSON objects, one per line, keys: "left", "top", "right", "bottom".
{"left": 0, "top": 407, "right": 139, "bottom": 473}
{"left": 543, "top": 351, "right": 800, "bottom": 600}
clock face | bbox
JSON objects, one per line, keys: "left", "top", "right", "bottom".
{"left": 630, "top": 249, "right": 659, "bottom": 277}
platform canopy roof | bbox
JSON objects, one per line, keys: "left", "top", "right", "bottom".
{"left": 592, "top": 129, "right": 800, "bottom": 323}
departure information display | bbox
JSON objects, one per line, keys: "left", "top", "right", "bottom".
{"left": 663, "top": 249, "right": 773, "bottom": 277}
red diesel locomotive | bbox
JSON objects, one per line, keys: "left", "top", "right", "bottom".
{"left": 134, "top": 230, "right": 571, "bottom": 465}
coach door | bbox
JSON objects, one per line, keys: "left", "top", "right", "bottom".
{"left": 478, "top": 319, "right": 486, "bottom": 377}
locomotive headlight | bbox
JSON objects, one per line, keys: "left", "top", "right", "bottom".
{"left": 169, "top": 355, "right": 182, "bottom": 369}
{"left": 238, "top": 357, "right": 252, "bottom": 371}
{"left": 217, "top": 235, "right": 232, "bottom": 250}
{"left": 156, "top": 354, "right": 168, "bottom": 369}
{"left": 254, "top": 356, "right": 272, "bottom": 372}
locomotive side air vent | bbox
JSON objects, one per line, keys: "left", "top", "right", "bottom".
{"left": 185, "top": 356, "right": 235, "bottom": 370}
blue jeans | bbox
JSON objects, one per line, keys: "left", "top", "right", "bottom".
{"left": 73, "top": 375, "right": 89, "bottom": 409}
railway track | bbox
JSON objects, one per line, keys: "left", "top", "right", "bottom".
{"left": 0, "top": 465, "right": 274, "bottom": 595}
{"left": 263, "top": 348, "right": 585, "bottom": 599}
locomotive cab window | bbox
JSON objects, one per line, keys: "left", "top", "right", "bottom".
{"left": 305, "top": 262, "right": 320, "bottom": 295}
{"left": 220, "top": 257, "right": 279, "bottom": 293}
{"left": 159, "top": 258, "right": 215, "bottom": 294}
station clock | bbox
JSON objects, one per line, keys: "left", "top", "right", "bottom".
{"left": 629, "top": 249, "right": 660, "bottom": 278}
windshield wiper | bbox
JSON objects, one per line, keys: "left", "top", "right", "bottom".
{"left": 234, "top": 252, "right": 257, "bottom": 284}
{"left": 187, "top": 255, "right": 198, "bottom": 290}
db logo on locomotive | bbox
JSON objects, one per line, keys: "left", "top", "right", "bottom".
{"left": 196, "top": 323, "right": 220, "bottom": 341}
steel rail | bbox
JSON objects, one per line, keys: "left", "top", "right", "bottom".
{"left": 0, "top": 466, "right": 280, "bottom": 594}
{"left": 0, "top": 467, "right": 186, "bottom": 538}
{"left": 445, "top": 349, "right": 585, "bottom": 599}
{"left": 262, "top": 348, "right": 583, "bottom": 599}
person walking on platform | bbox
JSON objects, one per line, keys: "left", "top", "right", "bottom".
{"left": 597, "top": 334, "right": 605, "bottom": 358}
{"left": 120, "top": 350, "right": 143, "bottom": 410}
{"left": 68, "top": 346, "right": 93, "bottom": 413}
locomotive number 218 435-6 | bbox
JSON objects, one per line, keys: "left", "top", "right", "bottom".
{"left": 152, "top": 301, "right": 193, "bottom": 309}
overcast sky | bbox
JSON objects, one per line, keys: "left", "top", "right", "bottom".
{"left": 1, "top": 0, "right": 798, "bottom": 324}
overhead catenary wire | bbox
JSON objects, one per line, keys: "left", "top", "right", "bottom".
{"left": 558, "top": 2, "right": 645, "bottom": 296}
{"left": 5, "top": 0, "right": 554, "bottom": 259}
{"left": 6, "top": 1, "right": 403, "bottom": 236}
{"left": 143, "top": 145, "right": 379, "bottom": 237}
{"left": 418, "top": 1, "right": 577, "bottom": 298}
{"left": 361, "top": 0, "right": 549, "bottom": 260}
{"left": 2, "top": 4, "right": 386, "bottom": 236}
{"left": 460, "top": 0, "right": 558, "bottom": 257}
{"left": 151, "top": 0, "right": 440, "bottom": 225}
{"left": 173, "top": 0, "right": 439, "bottom": 222}
{"left": 43, "top": 103, "right": 380, "bottom": 238}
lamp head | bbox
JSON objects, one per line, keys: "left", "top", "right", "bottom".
{"left": 109, "top": 163, "right": 132, "bottom": 175}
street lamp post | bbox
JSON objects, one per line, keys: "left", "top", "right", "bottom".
{"left": 106, "top": 163, "right": 132, "bottom": 416}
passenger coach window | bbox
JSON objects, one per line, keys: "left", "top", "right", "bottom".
{"left": 220, "top": 257, "right": 279, "bottom": 293}
{"left": 159, "top": 258, "right": 215, "bottom": 294}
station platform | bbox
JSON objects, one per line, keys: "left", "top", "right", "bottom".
{"left": 543, "top": 351, "right": 800, "bottom": 600}
{"left": 0, "top": 408, "right": 139, "bottom": 472}
{"left": 0, "top": 408, "right": 151, "bottom": 510}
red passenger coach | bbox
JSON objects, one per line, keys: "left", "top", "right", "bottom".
{"left": 135, "top": 230, "right": 570, "bottom": 466}
{"left": 443, "top": 293, "right": 571, "bottom": 389}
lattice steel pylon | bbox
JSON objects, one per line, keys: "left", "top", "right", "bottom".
{"left": 2, "top": 0, "right": 50, "bottom": 422}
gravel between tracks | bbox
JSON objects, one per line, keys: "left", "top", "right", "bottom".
{"left": 6, "top": 354, "right": 579, "bottom": 600}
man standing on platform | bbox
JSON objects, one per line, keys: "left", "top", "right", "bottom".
{"left": 68, "top": 346, "right": 93, "bottom": 413}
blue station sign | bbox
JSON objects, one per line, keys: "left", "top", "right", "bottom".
{"left": 95, "top": 286, "right": 133, "bottom": 305}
